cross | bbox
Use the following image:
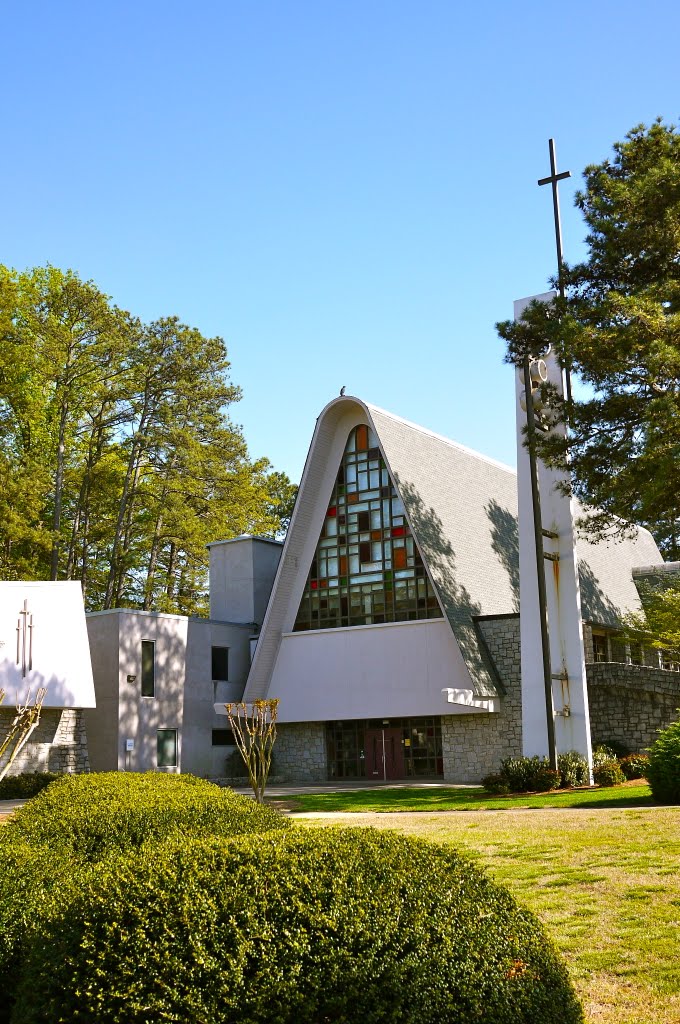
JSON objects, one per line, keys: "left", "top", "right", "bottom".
{"left": 538, "top": 138, "right": 572, "bottom": 401}
{"left": 16, "top": 599, "right": 33, "bottom": 678}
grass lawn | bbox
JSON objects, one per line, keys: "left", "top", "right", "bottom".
{"left": 286, "top": 781, "right": 653, "bottom": 813}
{"left": 295, "top": 805, "right": 680, "bottom": 1024}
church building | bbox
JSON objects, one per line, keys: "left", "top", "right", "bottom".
{"left": 234, "top": 394, "right": 674, "bottom": 782}
{"left": 77, "top": 394, "right": 680, "bottom": 783}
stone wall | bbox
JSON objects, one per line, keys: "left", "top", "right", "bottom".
{"left": 441, "top": 616, "right": 523, "bottom": 783}
{"left": 0, "top": 708, "right": 90, "bottom": 776}
{"left": 587, "top": 663, "right": 680, "bottom": 753}
{"left": 275, "top": 722, "right": 328, "bottom": 782}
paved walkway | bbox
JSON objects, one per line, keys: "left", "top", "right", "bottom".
{"left": 228, "top": 780, "right": 479, "bottom": 797}
{"left": 0, "top": 779, "right": 478, "bottom": 816}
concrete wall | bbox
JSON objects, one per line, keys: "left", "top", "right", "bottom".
{"left": 86, "top": 611, "right": 252, "bottom": 777}
{"left": 83, "top": 612, "right": 120, "bottom": 773}
{"left": 208, "top": 536, "right": 282, "bottom": 626}
{"left": 183, "top": 618, "right": 253, "bottom": 778}
{"left": 270, "top": 618, "right": 490, "bottom": 723}
{"left": 0, "top": 708, "right": 89, "bottom": 775}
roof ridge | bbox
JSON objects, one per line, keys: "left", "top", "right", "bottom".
{"left": 364, "top": 400, "right": 517, "bottom": 476}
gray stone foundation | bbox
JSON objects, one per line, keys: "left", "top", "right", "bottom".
{"left": 0, "top": 708, "right": 90, "bottom": 776}
{"left": 587, "top": 663, "right": 680, "bottom": 753}
{"left": 442, "top": 616, "right": 523, "bottom": 783}
{"left": 274, "top": 722, "right": 328, "bottom": 782}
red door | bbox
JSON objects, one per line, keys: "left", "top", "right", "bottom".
{"left": 364, "top": 728, "right": 405, "bottom": 780}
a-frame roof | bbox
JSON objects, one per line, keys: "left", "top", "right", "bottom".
{"left": 245, "top": 396, "right": 662, "bottom": 702}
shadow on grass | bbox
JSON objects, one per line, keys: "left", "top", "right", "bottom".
{"left": 287, "top": 784, "right": 654, "bottom": 814}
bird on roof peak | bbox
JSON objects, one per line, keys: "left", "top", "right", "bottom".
{"left": 339, "top": 385, "right": 346, "bottom": 396}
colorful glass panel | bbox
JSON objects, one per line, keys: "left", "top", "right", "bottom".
{"left": 293, "top": 425, "right": 444, "bottom": 631}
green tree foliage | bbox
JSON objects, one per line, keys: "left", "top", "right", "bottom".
{"left": 497, "top": 119, "right": 680, "bottom": 560}
{"left": 0, "top": 265, "right": 294, "bottom": 611}
{"left": 621, "top": 580, "right": 680, "bottom": 663}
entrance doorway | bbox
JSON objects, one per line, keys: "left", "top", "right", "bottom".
{"left": 364, "top": 727, "right": 405, "bottom": 780}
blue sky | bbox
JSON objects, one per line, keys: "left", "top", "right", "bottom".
{"left": 3, "top": 1, "right": 679, "bottom": 482}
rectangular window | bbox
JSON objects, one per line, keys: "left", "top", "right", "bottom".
{"left": 141, "top": 640, "right": 155, "bottom": 697}
{"left": 211, "top": 646, "right": 229, "bottom": 681}
{"left": 157, "top": 729, "right": 177, "bottom": 767}
{"left": 592, "top": 632, "right": 608, "bottom": 663}
{"left": 212, "top": 729, "right": 235, "bottom": 746}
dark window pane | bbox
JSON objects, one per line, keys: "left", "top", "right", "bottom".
{"left": 157, "top": 729, "right": 177, "bottom": 767}
{"left": 211, "top": 646, "right": 229, "bottom": 681}
{"left": 212, "top": 729, "right": 235, "bottom": 746}
{"left": 141, "top": 640, "right": 155, "bottom": 697}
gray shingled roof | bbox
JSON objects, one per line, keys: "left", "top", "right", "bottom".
{"left": 369, "top": 402, "right": 662, "bottom": 698}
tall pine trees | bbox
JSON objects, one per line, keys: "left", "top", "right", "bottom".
{"left": 0, "top": 265, "right": 295, "bottom": 612}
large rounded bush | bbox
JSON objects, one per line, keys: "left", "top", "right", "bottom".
{"left": 3, "top": 772, "right": 289, "bottom": 861}
{"left": 647, "top": 713, "right": 680, "bottom": 804}
{"left": 11, "top": 828, "right": 583, "bottom": 1024}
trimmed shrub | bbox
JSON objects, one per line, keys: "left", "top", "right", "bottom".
{"left": 593, "top": 760, "right": 625, "bottom": 787}
{"left": 647, "top": 713, "right": 680, "bottom": 804}
{"left": 532, "top": 765, "right": 560, "bottom": 791}
{"left": 619, "top": 753, "right": 650, "bottom": 780}
{"left": 481, "top": 772, "right": 510, "bottom": 795}
{"left": 595, "top": 739, "right": 629, "bottom": 759}
{"left": 498, "top": 756, "right": 560, "bottom": 793}
{"left": 557, "top": 751, "right": 589, "bottom": 788}
{"left": 11, "top": 828, "right": 584, "bottom": 1024}
{"left": 592, "top": 749, "right": 617, "bottom": 770}
{"left": 0, "top": 841, "right": 83, "bottom": 1024}
{"left": 3, "top": 771, "right": 289, "bottom": 861}
{"left": 0, "top": 772, "right": 60, "bottom": 800}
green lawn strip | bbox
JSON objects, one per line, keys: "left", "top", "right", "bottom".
{"left": 297, "top": 807, "right": 680, "bottom": 1024}
{"left": 287, "top": 782, "right": 653, "bottom": 813}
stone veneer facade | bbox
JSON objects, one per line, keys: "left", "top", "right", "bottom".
{"left": 0, "top": 708, "right": 90, "bottom": 776}
{"left": 441, "top": 615, "right": 523, "bottom": 782}
{"left": 587, "top": 662, "right": 680, "bottom": 753}
{"left": 275, "top": 722, "right": 328, "bottom": 783}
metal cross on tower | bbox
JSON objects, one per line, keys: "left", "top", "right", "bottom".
{"left": 538, "top": 138, "right": 573, "bottom": 401}
{"left": 16, "top": 599, "right": 34, "bottom": 678}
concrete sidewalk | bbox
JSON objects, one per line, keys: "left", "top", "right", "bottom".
{"left": 228, "top": 780, "right": 479, "bottom": 797}
{"left": 0, "top": 779, "right": 478, "bottom": 815}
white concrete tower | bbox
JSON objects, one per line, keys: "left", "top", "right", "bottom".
{"left": 515, "top": 293, "right": 593, "bottom": 769}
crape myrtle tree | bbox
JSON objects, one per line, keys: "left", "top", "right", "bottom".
{"left": 0, "top": 265, "right": 297, "bottom": 613}
{"left": 497, "top": 119, "right": 680, "bottom": 562}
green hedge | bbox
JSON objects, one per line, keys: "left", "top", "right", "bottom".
{"left": 3, "top": 771, "right": 289, "bottom": 861}
{"left": 0, "top": 772, "right": 60, "bottom": 800}
{"left": 619, "top": 753, "right": 650, "bottom": 780}
{"left": 9, "top": 828, "right": 583, "bottom": 1024}
{"left": 592, "top": 760, "right": 625, "bottom": 787}
{"left": 647, "top": 713, "right": 680, "bottom": 804}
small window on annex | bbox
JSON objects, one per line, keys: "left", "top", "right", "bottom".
{"left": 212, "top": 729, "right": 236, "bottom": 746}
{"left": 294, "top": 425, "right": 443, "bottom": 631}
{"left": 592, "top": 632, "right": 609, "bottom": 663}
{"left": 141, "top": 640, "right": 155, "bottom": 697}
{"left": 157, "top": 729, "right": 178, "bottom": 767}
{"left": 212, "top": 646, "right": 229, "bottom": 681}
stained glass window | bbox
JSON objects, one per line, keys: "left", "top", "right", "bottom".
{"left": 294, "top": 425, "right": 443, "bottom": 631}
